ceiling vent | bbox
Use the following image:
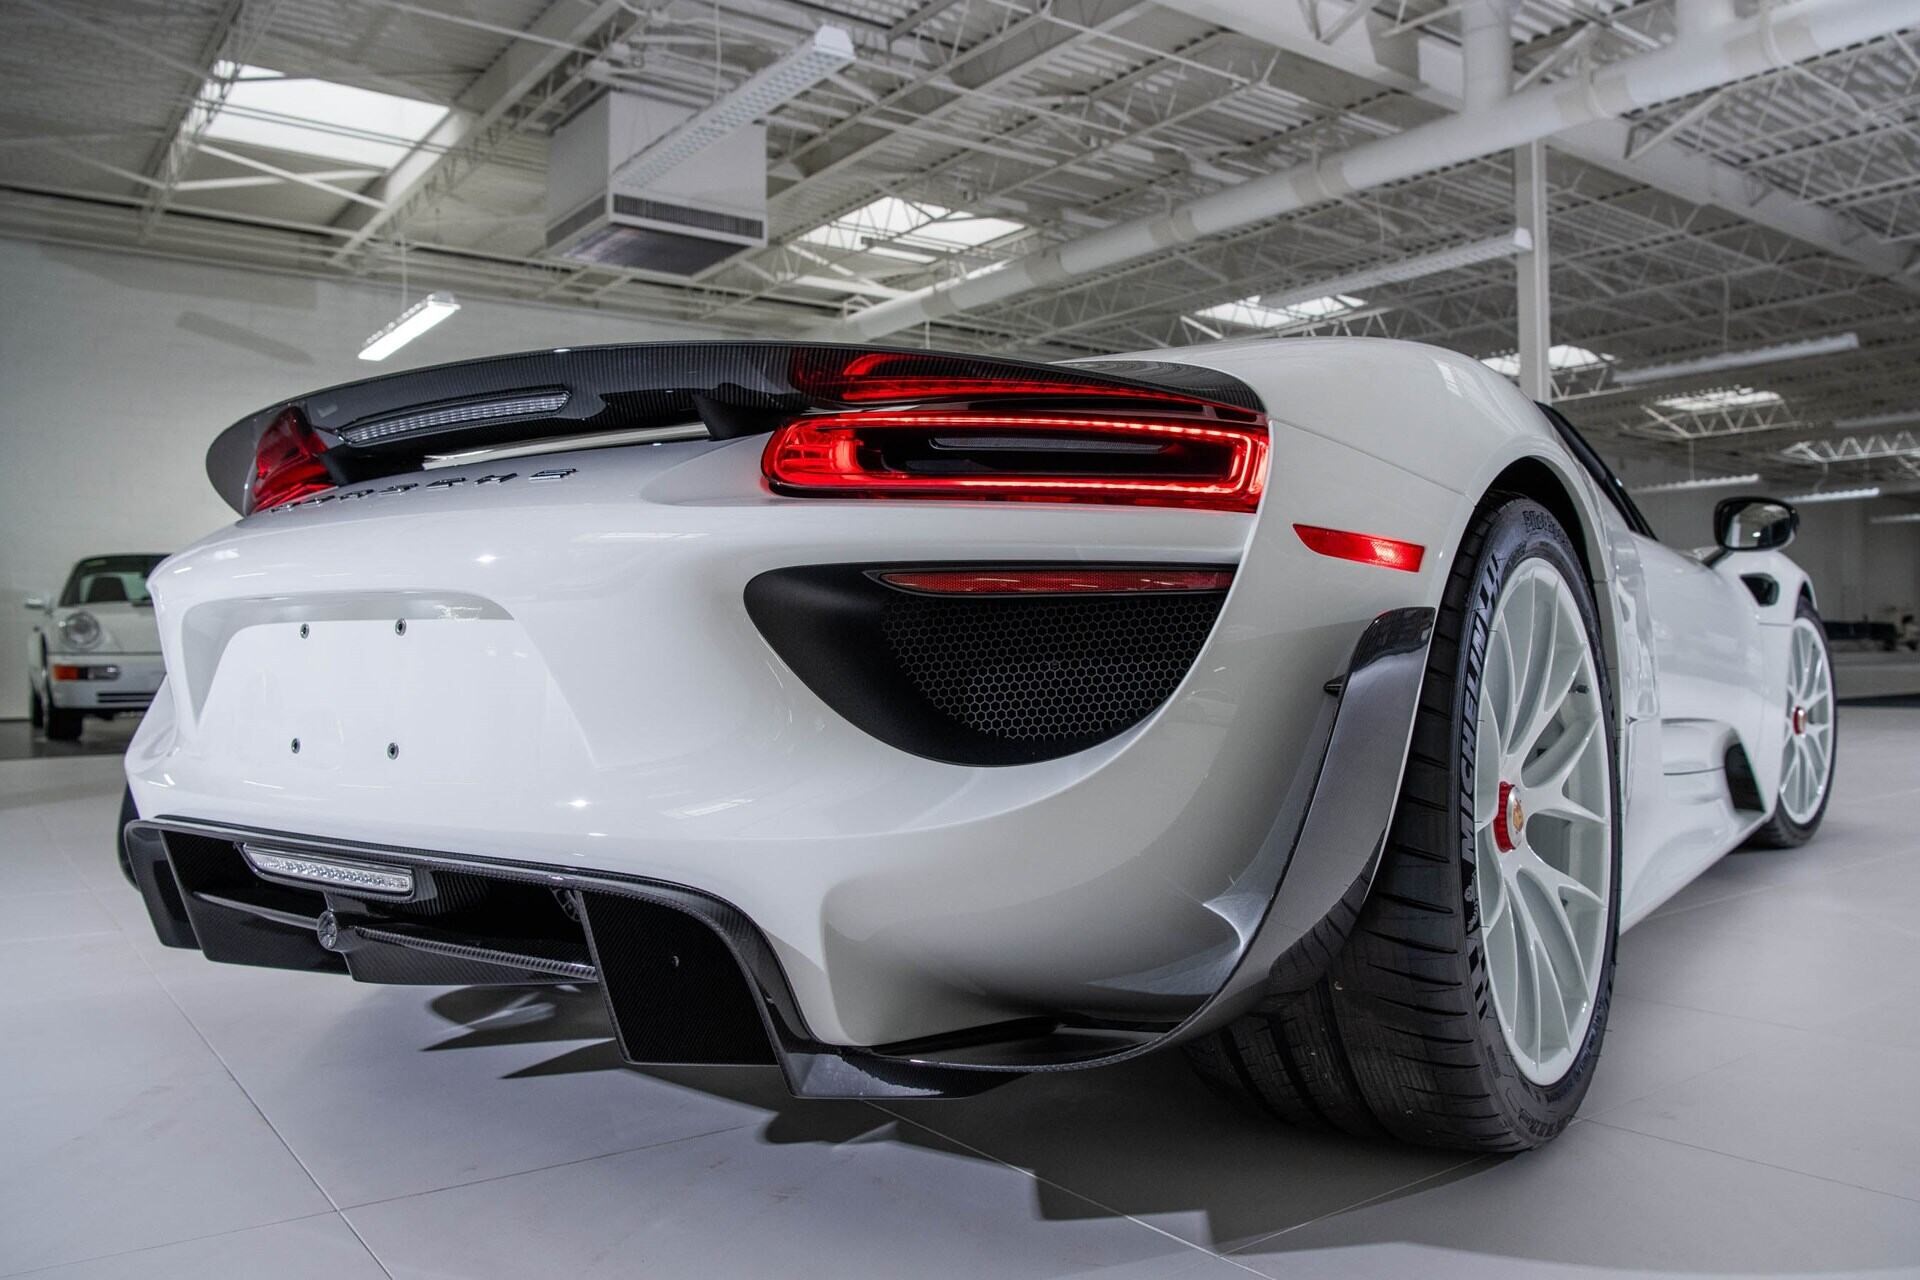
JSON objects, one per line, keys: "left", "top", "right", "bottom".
{"left": 545, "top": 92, "right": 768, "bottom": 277}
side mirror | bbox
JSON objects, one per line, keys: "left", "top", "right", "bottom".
{"left": 22, "top": 595, "right": 48, "bottom": 612}
{"left": 1715, "top": 496, "right": 1799, "bottom": 553}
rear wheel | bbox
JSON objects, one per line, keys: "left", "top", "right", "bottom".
{"left": 1744, "top": 599, "right": 1835, "bottom": 848}
{"left": 1189, "top": 497, "right": 1621, "bottom": 1151}
{"left": 43, "top": 703, "right": 84, "bottom": 742}
{"left": 29, "top": 685, "right": 44, "bottom": 729}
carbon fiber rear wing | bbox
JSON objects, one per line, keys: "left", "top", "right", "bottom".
{"left": 206, "top": 342, "right": 1260, "bottom": 514}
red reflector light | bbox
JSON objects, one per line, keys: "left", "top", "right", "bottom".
{"left": 878, "top": 568, "right": 1234, "bottom": 595}
{"left": 50, "top": 664, "right": 84, "bottom": 681}
{"left": 247, "top": 407, "right": 334, "bottom": 514}
{"left": 1294, "top": 523, "right": 1425, "bottom": 572}
{"left": 763, "top": 410, "right": 1269, "bottom": 513}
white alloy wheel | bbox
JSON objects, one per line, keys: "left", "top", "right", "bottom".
{"left": 1472, "top": 559, "right": 1613, "bottom": 1086}
{"left": 1779, "top": 615, "right": 1835, "bottom": 826}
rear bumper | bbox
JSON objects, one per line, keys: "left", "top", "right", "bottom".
{"left": 124, "top": 607, "right": 1432, "bottom": 1097}
{"left": 126, "top": 434, "right": 1457, "bottom": 1047}
{"left": 47, "top": 654, "right": 164, "bottom": 711}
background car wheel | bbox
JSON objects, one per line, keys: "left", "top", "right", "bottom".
{"left": 1743, "top": 598, "right": 1835, "bottom": 849}
{"left": 29, "top": 685, "right": 44, "bottom": 729}
{"left": 43, "top": 704, "right": 84, "bottom": 742}
{"left": 1189, "top": 496, "right": 1621, "bottom": 1151}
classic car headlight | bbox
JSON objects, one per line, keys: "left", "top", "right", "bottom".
{"left": 59, "top": 611, "right": 102, "bottom": 649}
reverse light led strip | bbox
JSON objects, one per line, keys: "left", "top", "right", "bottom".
{"left": 241, "top": 844, "right": 415, "bottom": 896}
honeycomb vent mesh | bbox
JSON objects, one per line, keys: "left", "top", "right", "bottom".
{"left": 880, "top": 592, "right": 1224, "bottom": 744}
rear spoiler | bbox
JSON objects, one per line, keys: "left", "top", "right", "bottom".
{"left": 207, "top": 342, "right": 1262, "bottom": 514}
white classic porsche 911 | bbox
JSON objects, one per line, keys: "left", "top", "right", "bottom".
{"left": 121, "top": 338, "right": 1833, "bottom": 1152}
{"left": 26, "top": 553, "right": 170, "bottom": 741}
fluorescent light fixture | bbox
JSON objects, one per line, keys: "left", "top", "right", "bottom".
{"left": 1833, "top": 408, "right": 1920, "bottom": 431}
{"left": 359, "top": 291, "right": 460, "bottom": 362}
{"left": 202, "top": 62, "right": 449, "bottom": 169}
{"left": 804, "top": 196, "right": 1025, "bottom": 259}
{"left": 1630, "top": 472, "right": 1762, "bottom": 494}
{"left": 1613, "top": 332, "right": 1859, "bottom": 387}
{"left": 1784, "top": 486, "right": 1881, "bottom": 504}
{"left": 1483, "top": 344, "right": 1613, "bottom": 378}
{"left": 1870, "top": 512, "right": 1920, "bottom": 525}
{"left": 1197, "top": 293, "right": 1365, "bottom": 330}
{"left": 1655, "top": 386, "right": 1781, "bottom": 413}
{"left": 241, "top": 845, "right": 414, "bottom": 896}
{"left": 614, "top": 26, "right": 853, "bottom": 188}
{"left": 1198, "top": 230, "right": 1532, "bottom": 335}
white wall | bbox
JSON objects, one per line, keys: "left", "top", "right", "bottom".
{"left": 0, "top": 237, "right": 719, "bottom": 718}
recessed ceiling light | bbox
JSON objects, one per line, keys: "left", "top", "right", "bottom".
{"left": 1785, "top": 486, "right": 1881, "bottom": 504}
{"left": 1482, "top": 344, "right": 1613, "bottom": 377}
{"left": 1630, "top": 472, "right": 1762, "bottom": 494}
{"left": 803, "top": 197, "right": 1025, "bottom": 259}
{"left": 201, "top": 62, "right": 449, "bottom": 170}
{"left": 1655, "top": 387, "right": 1781, "bottom": 413}
{"left": 1195, "top": 293, "right": 1365, "bottom": 330}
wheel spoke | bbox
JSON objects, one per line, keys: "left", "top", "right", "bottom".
{"left": 1521, "top": 713, "right": 1599, "bottom": 796}
{"left": 1518, "top": 858, "right": 1594, "bottom": 1003}
{"left": 1532, "top": 934, "right": 1573, "bottom": 1059}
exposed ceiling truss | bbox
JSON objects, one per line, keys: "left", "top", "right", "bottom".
{"left": 0, "top": 0, "right": 1916, "bottom": 494}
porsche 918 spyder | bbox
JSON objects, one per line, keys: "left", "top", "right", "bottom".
{"left": 120, "top": 338, "right": 1833, "bottom": 1151}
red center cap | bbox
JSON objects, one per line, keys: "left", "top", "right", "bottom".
{"left": 1493, "top": 780, "right": 1522, "bottom": 853}
{"left": 1792, "top": 706, "right": 1807, "bottom": 735}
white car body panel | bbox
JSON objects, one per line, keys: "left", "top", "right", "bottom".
{"left": 126, "top": 337, "right": 1815, "bottom": 1051}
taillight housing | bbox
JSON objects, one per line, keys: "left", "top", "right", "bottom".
{"left": 762, "top": 407, "right": 1269, "bottom": 513}
{"left": 246, "top": 407, "right": 334, "bottom": 514}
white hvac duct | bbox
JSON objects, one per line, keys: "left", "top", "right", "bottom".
{"left": 1460, "top": 0, "right": 1515, "bottom": 111}
{"left": 818, "top": 0, "right": 1911, "bottom": 342}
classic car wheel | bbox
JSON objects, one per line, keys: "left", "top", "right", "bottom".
{"left": 29, "top": 685, "right": 44, "bottom": 729}
{"left": 1190, "top": 496, "right": 1620, "bottom": 1151}
{"left": 43, "top": 703, "right": 84, "bottom": 742}
{"left": 1745, "top": 600, "right": 1835, "bottom": 848}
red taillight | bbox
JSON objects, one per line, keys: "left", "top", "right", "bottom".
{"left": 763, "top": 409, "right": 1269, "bottom": 513}
{"left": 50, "top": 664, "right": 84, "bottom": 681}
{"left": 247, "top": 407, "right": 334, "bottom": 514}
{"left": 793, "top": 349, "right": 1185, "bottom": 405}
{"left": 877, "top": 568, "right": 1234, "bottom": 595}
{"left": 1293, "top": 523, "right": 1425, "bottom": 572}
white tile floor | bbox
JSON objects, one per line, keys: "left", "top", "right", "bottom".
{"left": 3, "top": 712, "right": 1918, "bottom": 1279}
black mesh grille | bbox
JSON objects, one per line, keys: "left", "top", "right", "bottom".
{"left": 880, "top": 592, "right": 1225, "bottom": 744}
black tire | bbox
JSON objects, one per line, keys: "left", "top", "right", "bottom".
{"left": 1189, "top": 497, "right": 1621, "bottom": 1151}
{"left": 29, "top": 685, "right": 44, "bottom": 729}
{"left": 116, "top": 786, "right": 138, "bottom": 886}
{"left": 43, "top": 704, "right": 84, "bottom": 741}
{"left": 1743, "top": 597, "right": 1835, "bottom": 849}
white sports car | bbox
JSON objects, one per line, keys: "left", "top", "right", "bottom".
{"left": 26, "top": 553, "right": 169, "bottom": 741}
{"left": 121, "top": 338, "right": 1834, "bottom": 1152}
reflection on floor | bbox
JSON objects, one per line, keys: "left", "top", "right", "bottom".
{"left": 3, "top": 712, "right": 1918, "bottom": 1277}
{"left": 0, "top": 713, "right": 139, "bottom": 761}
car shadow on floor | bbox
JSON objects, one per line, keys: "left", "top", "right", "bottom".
{"left": 423, "top": 984, "right": 1491, "bottom": 1252}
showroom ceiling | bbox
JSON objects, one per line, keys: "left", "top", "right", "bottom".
{"left": 1, "top": 0, "right": 1917, "bottom": 493}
